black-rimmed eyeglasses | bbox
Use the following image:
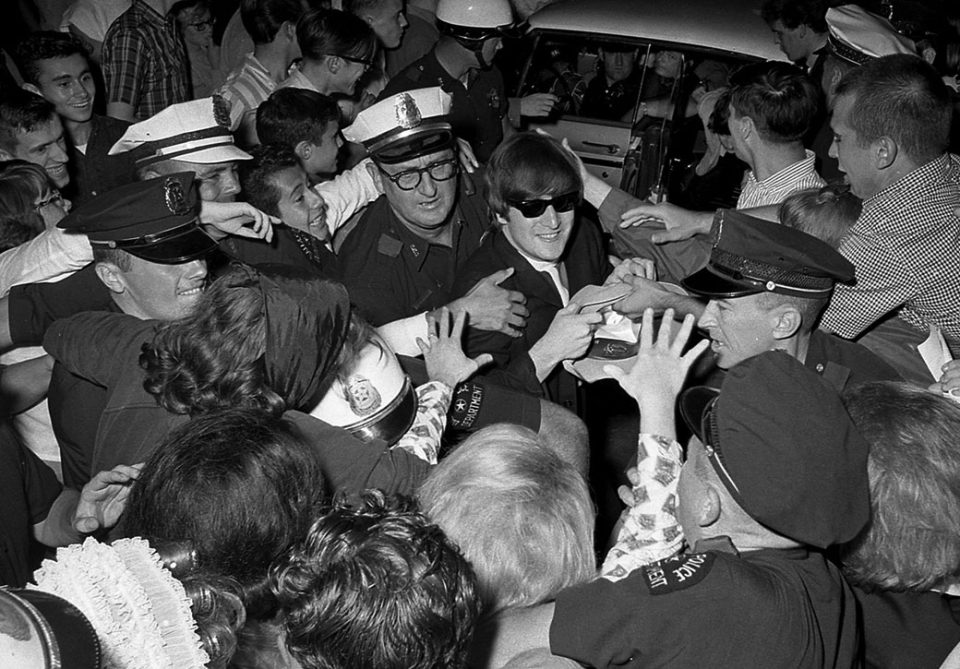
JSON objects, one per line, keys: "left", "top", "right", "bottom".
{"left": 330, "top": 54, "right": 374, "bottom": 73}
{"left": 378, "top": 158, "right": 459, "bottom": 191}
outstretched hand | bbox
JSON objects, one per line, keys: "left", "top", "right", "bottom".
{"left": 418, "top": 307, "right": 493, "bottom": 387}
{"left": 73, "top": 463, "right": 144, "bottom": 534}
{"left": 619, "top": 202, "right": 712, "bottom": 244}
{"left": 605, "top": 308, "right": 709, "bottom": 436}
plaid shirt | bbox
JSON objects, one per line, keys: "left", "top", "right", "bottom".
{"left": 821, "top": 154, "right": 960, "bottom": 343}
{"left": 217, "top": 53, "right": 277, "bottom": 131}
{"left": 101, "top": 0, "right": 190, "bottom": 120}
{"left": 737, "top": 150, "right": 825, "bottom": 208}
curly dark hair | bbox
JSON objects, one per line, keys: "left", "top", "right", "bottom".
{"left": 140, "top": 265, "right": 284, "bottom": 417}
{"left": 272, "top": 491, "right": 481, "bottom": 669}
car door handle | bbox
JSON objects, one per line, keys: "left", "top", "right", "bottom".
{"left": 582, "top": 141, "right": 621, "bottom": 155}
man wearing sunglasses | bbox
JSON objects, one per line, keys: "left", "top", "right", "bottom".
{"left": 452, "top": 132, "right": 609, "bottom": 415}
{"left": 340, "top": 86, "right": 590, "bottom": 474}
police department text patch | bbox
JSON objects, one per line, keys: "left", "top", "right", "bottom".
{"left": 642, "top": 552, "right": 715, "bottom": 594}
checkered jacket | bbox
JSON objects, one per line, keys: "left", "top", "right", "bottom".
{"left": 821, "top": 153, "right": 960, "bottom": 344}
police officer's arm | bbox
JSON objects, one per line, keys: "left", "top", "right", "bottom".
{"left": 43, "top": 312, "right": 157, "bottom": 390}
{"left": 3, "top": 266, "right": 115, "bottom": 351}
{"left": 444, "top": 268, "right": 529, "bottom": 337}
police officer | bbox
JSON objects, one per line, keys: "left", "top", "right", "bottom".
{"left": 498, "top": 347, "right": 870, "bottom": 667}
{"left": 379, "top": 0, "right": 515, "bottom": 163}
{"left": 615, "top": 209, "right": 901, "bottom": 390}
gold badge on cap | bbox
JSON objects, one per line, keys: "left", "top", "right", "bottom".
{"left": 394, "top": 93, "right": 422, "bottom": 130}
{"left": 164, "top": 177, "right": 190, "bottom": 215}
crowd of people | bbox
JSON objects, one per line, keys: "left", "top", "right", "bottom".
{"left": 0, "top": 0, "right": 959, "bottom": 667}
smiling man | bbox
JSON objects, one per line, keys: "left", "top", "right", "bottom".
{"left": 109, "top": 96, "right": 253, "bottom": 208}
{"left": 453, "top": 132, "right": 608, "bottom": 414}
{"left": 0, "top": 90, "right": 70, "bottom": 190}
{"left": 15, "top": 31, "right": 137, "bottom": 205}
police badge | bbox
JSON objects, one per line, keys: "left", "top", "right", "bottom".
{"left": 343, "top": 375, "right": 383, "bottom": 416}
{"left": 487, "top": 88, "right": 501, "bottom": 109}
{"left": 394, "top": 93, "right": 422, "bottom": 129}
{"left": 163, "top": 177, "right": 190, "bottom": 215}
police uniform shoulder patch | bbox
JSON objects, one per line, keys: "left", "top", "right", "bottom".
{"left": 377, "top": 234, "right": 403, "bottom": 258}
{"left": 641, "top": 552, "right": 716, "bottom": 595}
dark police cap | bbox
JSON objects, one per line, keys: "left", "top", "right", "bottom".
{"left": 58, "top": 172, "right": 217, "bottom": 264}
{"left": 681, "top": 209, "right": 855, "bottom": 299}
{"left": 678, "top": 351, "right": 870, "bottom": 549}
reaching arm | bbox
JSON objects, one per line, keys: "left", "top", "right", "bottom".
{"left": 0, "top": 229, "right": 93, "bottom": 297}
{"left": 34, "top": 463, "right": 143, "bottom": 546}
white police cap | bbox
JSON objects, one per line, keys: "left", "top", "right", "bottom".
{"left": 343, "top": 87, "right": 454, "bottom": 164}
{"left": 826, "top": 4, "right": 915, "bottom": 65}
{"left": 108, "top": 96, "right": 252, "bottom": 166}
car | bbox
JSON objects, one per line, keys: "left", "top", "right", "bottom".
{"left": 514, "top": 0, "right": 785, "bottom": 204}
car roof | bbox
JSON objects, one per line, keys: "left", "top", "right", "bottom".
{"left": 527, "top": 0, "right": 785, "bottom": 62}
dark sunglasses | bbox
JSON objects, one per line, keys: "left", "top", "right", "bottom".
{"left": 507, "top": 191, "right": 580, "bottom": 218}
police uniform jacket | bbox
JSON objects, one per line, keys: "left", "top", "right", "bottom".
{"left": 452, "top": 218, "right": 609, "bottom": 412}
{"left": 551, "top": 541, "right": 861, "bottom": 668}
{"left": 804, "top": 328, "right": 902, "bottom": 391}
{"left": 338, "top": 176, "right": 491, "bottom": 327}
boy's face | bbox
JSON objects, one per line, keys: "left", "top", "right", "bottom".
{"left": 302, "top": 121, "right": 343, "bottom": 182}
{"left": 273, "top": 165, "right": 329, "bottom": 240}
{"left": 2, "top": 116, "right": 70, "bottom": 187}
{"left": 29, "top": 53, "right": 96, "bottom": 124}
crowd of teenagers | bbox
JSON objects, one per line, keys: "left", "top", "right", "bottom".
{"left": 1, "top": 0, "right": 960, "bottom": 666}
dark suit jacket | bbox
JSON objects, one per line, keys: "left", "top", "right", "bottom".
{"left": 452, "top": 218, "right": 609, "bottom": 411}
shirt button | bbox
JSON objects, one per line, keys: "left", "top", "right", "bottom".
{"left": 816, "top": 364, "right": 824, "bottom": 372}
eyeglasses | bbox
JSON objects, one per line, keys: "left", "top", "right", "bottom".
{"left": 329, "top": 54, "right": 373, "bottom": 73}
{"left": 507, "top": 191, "right": 580, "bottom": 218}
{"left": 378, "top": 158, "right": 459, "bottom": 191}
{"left": 34, "top": 190, "right": 65, "bottom": 212}
{"left": 188, "top": 19, "right": 214, "bottom": 31}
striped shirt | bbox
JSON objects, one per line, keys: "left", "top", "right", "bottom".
{"left": 821, "top": 153, "right": 960, "bottom": 343}
{"left": 736, "top": 150, "right": 825, "bottom": 209}
{"left": 101, "top": 0, "right": 190, "bottom": 120}
{"left": 218, "top": 53, "right": 277, "bottom": 131}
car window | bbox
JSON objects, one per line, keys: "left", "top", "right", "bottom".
{"left": 518, "top": 34, "right": 751, "bottom": 202}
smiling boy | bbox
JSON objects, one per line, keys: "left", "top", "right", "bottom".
{"left": 15, "top": 32, "right": 137, "bottom": 204}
